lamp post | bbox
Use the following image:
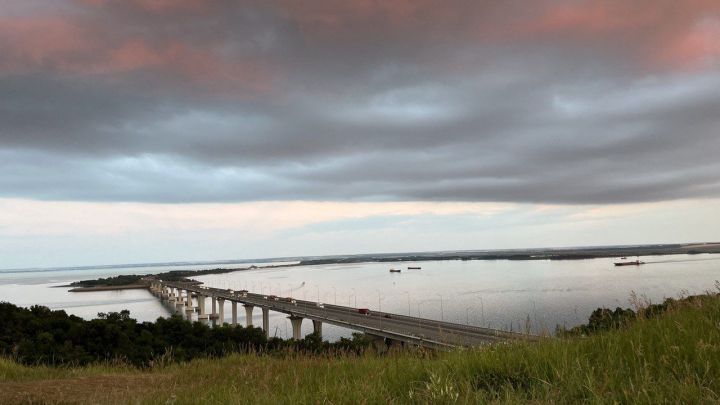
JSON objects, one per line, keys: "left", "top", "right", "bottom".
{"left": 405, "top": 291, "right": 411, "bottom": 316}
{"left": 480, "top": 296, "right": 484, "bottom": 326}
{"left": 465, "top": 307, "right": 470, "bottom": 325}
{"left": 332, "top": 286, "right": 337, "bottom": 305}
{"left": 437, "top": 294, "right": 444, "bottom": 321}
{"left": 351, "top": 288, "right": 357, "bottom": 307}
{"left": 378, "top": 292, "right": 384, "bottom": 330}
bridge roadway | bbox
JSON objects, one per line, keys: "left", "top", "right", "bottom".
{"left": 153, "top": 280, "right": 536, "bottom": 349}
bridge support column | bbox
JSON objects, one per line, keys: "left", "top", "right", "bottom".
{"left": 288, "top": 316, "right": 303, "bottom": 340}
{"left": 198, "top": 295, "right": 208, "bottom": 320}
{"left": 217, "top": 298, "right": 225, "bottom": 325}
{"left": 312, "top": 320, "right": 322, "bottom": 338}
{"left": 174, "top": 290, "right": 185, "bottom": 308}
{"left": 244, "top": 305, "right": 254, "bottom": 327}
{"left": 367, "top": 334, "right": 389, "bottom": 353}
{"left": 210, "top": 296, "right": 218, "bottom": 320}
{"left": 231, "top": 302, "right": 238, "bottom": 326}
{"left": 262, "top": 308, "right": 270, "bottom": 337}
{"left": 185, "top": 291, "right": 194, "bottom": 319}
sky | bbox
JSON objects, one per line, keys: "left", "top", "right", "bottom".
{"left": 1, "top": 0, "right": 719, "bottom": 269}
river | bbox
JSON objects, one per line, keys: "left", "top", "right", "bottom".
{"left": 1, "top": 254, "right": 718, "bottom": 340}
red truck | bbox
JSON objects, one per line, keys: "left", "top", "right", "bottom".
{"left": 358, "top": 308, "right": 370, "bottom": 315}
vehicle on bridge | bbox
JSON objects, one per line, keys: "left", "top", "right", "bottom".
{"left": 358, "top": 308, "right": 370, "bottom": 315}
{"left": 285, "top": 297, "right": 297, "bottom": 305}
{"left": 316, "top": 302, "right": 324, "bottom": 308}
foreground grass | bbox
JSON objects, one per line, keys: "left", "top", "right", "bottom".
{"left": 2, "top": 293, "right": 719, "bottom": 404}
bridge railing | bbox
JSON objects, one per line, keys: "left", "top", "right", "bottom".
{"left": 156, "top": 281, "right": 538, "bottom": 341}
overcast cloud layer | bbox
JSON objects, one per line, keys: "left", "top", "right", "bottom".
{"left": 2, "top": 0, "right": 720, "bottom": 204}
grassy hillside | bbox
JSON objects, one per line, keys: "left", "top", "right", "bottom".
{"left": 2, "top": 290, "right": 719, "bottom": 404}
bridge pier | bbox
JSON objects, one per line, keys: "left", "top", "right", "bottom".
{"left": 185, "top": 290, "right": 193, "bottom": 309}
{"left": 184, "top": 290, "right": 194, "bottom": 319}
{"left": 262, "top": 308, "right": 270, "bottom": 337}
{"left": 231, "top": 302, "right": 238, "bottom": 326}
{"left": 174, "top": 290, "right": 185, "bottom": 310}
{"left": 210, "top": 296, "right": 218, "bottom": 321}
{"left": 198, "top": 295, "right": 208, "bottom": 320}
{"left": 244, "top": 305, "right": 254, "bottom": 327}
{"left": 289, "top": 316, "right": 303, "bottom": 340}
{"left": 367, "top": 334, "right": 389, "bottom": 353}
{"left": 312, "top": 320, "right": 322, "bottom": 338}
{"left": 217, "top": 298, "right": 225, "bottom": 325}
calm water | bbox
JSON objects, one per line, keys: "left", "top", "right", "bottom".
{"left": 1, "top": 255, "right": 718, "bottom": 340}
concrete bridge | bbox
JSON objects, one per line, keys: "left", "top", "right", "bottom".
{"left": 150, "top": 280, "right": 536, "bottom": 350}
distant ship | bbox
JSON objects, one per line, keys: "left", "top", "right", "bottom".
{"left": 614, "top": 260, "right": 645, "bottom": 266}
{"left": 407, "top": 266, "right": 421, "bottom": 270}
{"left": 389, "top": 269, "right": 402, "bottom": 273}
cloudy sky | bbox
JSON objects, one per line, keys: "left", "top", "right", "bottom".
{"left": 1, "top": 0, "right": 719, "bottom": 268}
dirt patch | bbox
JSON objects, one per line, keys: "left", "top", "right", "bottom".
{"left": 0, "top": 374, "right": 168, "bottom": 404}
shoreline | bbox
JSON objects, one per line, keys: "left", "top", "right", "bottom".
{"left": 67, "top": 284, "right": 149, "bottom": 292}
{"left": 65, "top": 243, "right": 720, "bottom": 291}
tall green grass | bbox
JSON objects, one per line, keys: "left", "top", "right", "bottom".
{"left": 3, "top": 292, "right": 719, "bottom": 404}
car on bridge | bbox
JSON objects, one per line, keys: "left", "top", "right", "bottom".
{"left": 358, "top": 308, "right": 370, "bottom": 315}
{"left": 316, "top": 302, "right": 324, "bottom": 308}
{"left": 285, "top": 297, "right": 297, "bottom": 305}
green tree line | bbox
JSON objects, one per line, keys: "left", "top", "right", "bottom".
{"left": 0, "top": 302, "right": 369, "bottom": 367}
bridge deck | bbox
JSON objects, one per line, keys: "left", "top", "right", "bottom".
{"left": 159, "top": 281, "right": 537, "bottom": 349}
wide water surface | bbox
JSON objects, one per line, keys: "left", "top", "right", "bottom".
{"left": 1, "top": 255, "right": 718, "bottom": 340}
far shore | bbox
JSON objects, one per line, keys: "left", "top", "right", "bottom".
{"left": 66, "top": 242, "right": 720, "bottom": 291}
{"left": 67, "top": 284, "right": 149, "bottom": 292}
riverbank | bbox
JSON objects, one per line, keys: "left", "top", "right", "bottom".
{"left": 67, "top": 242, "right": 720, "bottom": 290}
{"left": 3, "top": 287, "right": 719, "bottom": 404}
{"left": 67, "top": 284, "right": 149, "bottom": 292}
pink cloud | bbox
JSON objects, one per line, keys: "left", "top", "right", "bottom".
{"left": 0, "top": 15, "right": 273, "bottom": 97}
{"left": 0, "top": 17, "right": 93, "bottom": 73}
{"left": 516, "top": 1, "right": 720, "bottom": 72}
{"left": 657, "top": 18, "right": 720, "bottom": 70}
{"left": 79, "top": 0, "right": 208, "bottom": 14}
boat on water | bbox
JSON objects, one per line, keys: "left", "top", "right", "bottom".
{"left": 407, "top": 266, "right": 421, "bottom": 270}
{"left": 389, "top": 269, "right": 402, "bottom": 273}
{"left": 614, "top": 260, "right": 645, "bottom": 266}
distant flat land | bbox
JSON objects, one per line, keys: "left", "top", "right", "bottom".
{"left": 69, "top": 242, "right": 720, "bottom": 289}
{"left": 294, "top": 242, "right": 720, "bottom": 265}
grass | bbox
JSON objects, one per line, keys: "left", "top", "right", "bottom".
{"left": 2, "top": 291, "right": 720, "bottom": 404}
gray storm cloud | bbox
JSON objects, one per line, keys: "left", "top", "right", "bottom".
{"left": 1, "top": 0, "right": 719, "bottom": 204}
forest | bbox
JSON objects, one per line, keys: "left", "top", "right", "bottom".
{"left": 0, "top": 302, "right": 370, "bottom": 367}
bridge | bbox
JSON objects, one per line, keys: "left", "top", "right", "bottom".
{"left": 150, "top": 280, "right": 536, "bottom": 350}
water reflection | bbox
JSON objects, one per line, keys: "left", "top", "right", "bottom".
{"left": 1, "top": 254, "right": 718, "bottom": 340}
